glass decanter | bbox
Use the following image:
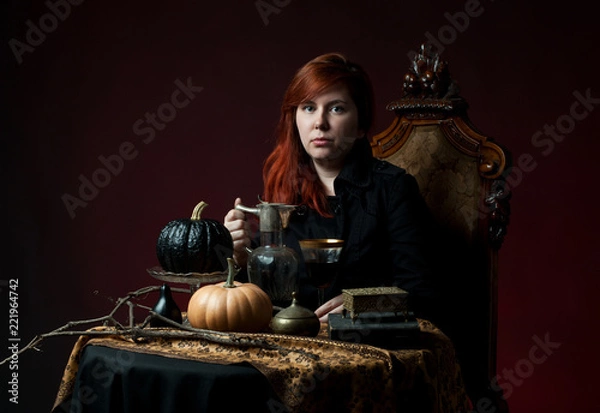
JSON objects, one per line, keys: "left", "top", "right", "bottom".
{"left": 236, "top": 202, "right": 299, "bottom": 308}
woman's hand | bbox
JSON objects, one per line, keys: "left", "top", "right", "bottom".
{"left": 314, "top": 294, "right": 344, "bottom": 323}
{"left": 223, "top": 197, "right": 251, "bottom": 267}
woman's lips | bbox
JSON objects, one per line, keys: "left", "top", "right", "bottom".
{"left": 312, "top": 138, "right": 331, "bottom": 146}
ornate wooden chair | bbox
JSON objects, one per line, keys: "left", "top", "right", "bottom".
{"left": 370, "top": 45, "right": 511, "bottom": 411}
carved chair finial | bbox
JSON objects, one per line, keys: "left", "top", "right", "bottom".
{"left": 402, "top": 43, "right": 458, "bottom": 100}
{"left": 387, "top": 44, "right": 465, "bottom": 116}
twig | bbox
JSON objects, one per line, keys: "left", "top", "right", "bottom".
{"left": 0, "top": 284, "right": 319, "bottom": 366}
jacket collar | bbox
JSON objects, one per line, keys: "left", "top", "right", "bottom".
{"left": 334, "top": 138, "right": 373, "bottom": 194}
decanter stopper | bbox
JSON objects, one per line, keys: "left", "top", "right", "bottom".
{"left": 150, "top": 284, "right": 182, "bottom": 327}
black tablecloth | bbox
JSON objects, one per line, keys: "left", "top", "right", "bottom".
{"left": 53, "top": 321, "right": 471, "bottom": 413}
{"left": 52, "top": 345, "right": 280, "bottom": 413}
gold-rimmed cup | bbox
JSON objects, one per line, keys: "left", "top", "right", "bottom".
{"left": 298, "top": 239, "right": 344, "bottom": 306}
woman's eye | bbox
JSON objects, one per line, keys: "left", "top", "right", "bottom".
{"left": 301, "top": 105, "right": 315, "bottom": 113}
{"left": 331, "top": 106, "right": 345, "bottom": 114}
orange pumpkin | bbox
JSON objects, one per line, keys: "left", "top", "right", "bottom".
{"left": 187, "top": 258, "right": 273, "bottom": 332}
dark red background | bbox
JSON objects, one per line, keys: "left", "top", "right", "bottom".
{"left": 2, "top": 0, "right": 599, "bottom": 411}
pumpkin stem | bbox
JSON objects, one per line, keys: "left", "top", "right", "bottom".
{"left": 224, "top": 258, "right": 240, "bottom": 288}
{"left": 191, "top": 201, "right": 208, "bottom": 220}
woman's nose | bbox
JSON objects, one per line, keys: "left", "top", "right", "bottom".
{"left": 314, "top": 111, "right": 329, "bottom": 130}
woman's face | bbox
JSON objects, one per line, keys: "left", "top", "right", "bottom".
{"left": 295, "top": 84, "right": 364, "bottom": 169}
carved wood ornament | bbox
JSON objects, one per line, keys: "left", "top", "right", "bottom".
{"left": 371, "top": 44, "right": 511, "bottom": 248}
{"left": 370, "top": 45, "right": 513, "bottom": 410}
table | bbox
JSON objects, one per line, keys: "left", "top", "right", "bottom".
{"left": 52, "top": 320, "right": 471, "bottom": 413}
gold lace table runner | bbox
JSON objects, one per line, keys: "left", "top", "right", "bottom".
{"left": 53, "top": 319, "right": 471, "bottom": 412}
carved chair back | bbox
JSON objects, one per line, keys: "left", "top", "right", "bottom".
{"left": 370, "top": 45, "right": 511, "bottom": 408}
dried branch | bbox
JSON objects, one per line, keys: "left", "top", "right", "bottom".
{"left": 0, "top": 284, "right": 319, "bottom": 366}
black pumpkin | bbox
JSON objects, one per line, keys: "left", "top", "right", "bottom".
{"left": 156, "top": 201, "right": 233, "bottom": 273}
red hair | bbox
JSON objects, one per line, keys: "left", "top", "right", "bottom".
{"left": 262, "top": 53, "right": 375, "bottom": 216}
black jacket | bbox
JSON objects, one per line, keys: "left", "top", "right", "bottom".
{"left": 283, "top": 138, "right": 440, "bottom": 317}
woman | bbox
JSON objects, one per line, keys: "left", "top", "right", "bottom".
{"left": 224, "top": 53, "right": 438, "bottom": 322}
